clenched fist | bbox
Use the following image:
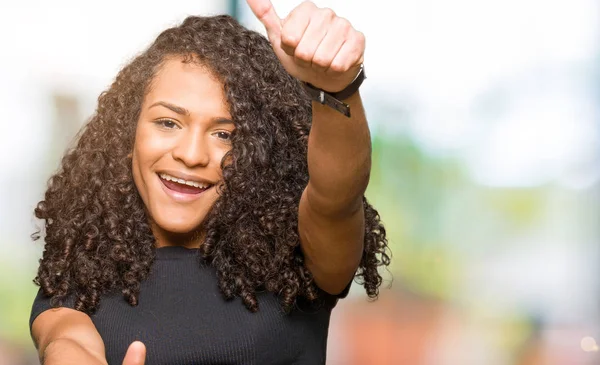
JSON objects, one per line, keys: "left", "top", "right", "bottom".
{"left": 247, "top": 0, "right": 365, "bottom": 93}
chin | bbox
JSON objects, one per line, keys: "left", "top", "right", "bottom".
{"left": 154, "top": 214, "right": 204, "bottom": 236}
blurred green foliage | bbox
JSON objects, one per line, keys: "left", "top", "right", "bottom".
{"left": 0, "top": 257, "right": 38, "bottom": 346}
{"left": 367, "top": 132, "right": 464, "bottom": 298}
{"left": 366, "top": 131, "right": 548, "bottom": 299}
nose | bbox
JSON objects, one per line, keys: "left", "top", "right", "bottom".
{"left": 171, "top": 129, "right": 210, "bottom": 168}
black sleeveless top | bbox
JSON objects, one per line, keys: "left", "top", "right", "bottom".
{"left": 30, "top": 246, "right": 348, "bottom": 364}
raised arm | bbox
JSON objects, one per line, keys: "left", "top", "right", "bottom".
{"left": 247, "top": 0, "right": 368, "bottom": 294}
{"left": 299, "top": 91, "right": 368, "bottom": 294}
{"left": 32, "top": 308, "right": 145, "bottom": 365}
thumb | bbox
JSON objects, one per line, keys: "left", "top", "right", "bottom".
{"left": 122, "top": 341, "right": 146, "bottom": 365}
{"left": 246, "top": 0, "right": 281, "bottom": 41}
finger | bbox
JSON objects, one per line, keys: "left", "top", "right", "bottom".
{"left": 328, "top": 30, "right": 365, "bottom": 74}
{"left": 280, "top": 1, "right": 316, "bottom": 57}
{"left": 122, "top": 341, "right": 146, "bottom": 365}
{"left": 246, "top": 0, "right": 282, "bottom": 41}
{"left": 292, "top": 7, "right": 336, "bottom": 68}
{"left": 311, "top": 16, "right": 351, "bottom": 72}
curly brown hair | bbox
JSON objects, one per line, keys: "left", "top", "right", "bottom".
{"left": 33, "top": 14, "right": 390, "bottom": 314}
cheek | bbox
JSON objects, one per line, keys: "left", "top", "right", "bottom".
{"left": 135, "top": 127, "right": 161, "bottom": 162}
{"left": 133, "top": 125, "right": 176, "bottom": 174}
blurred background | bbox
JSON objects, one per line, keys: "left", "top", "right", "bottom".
{"left": 0, "top": 0, "right": 598, "bottom": 364}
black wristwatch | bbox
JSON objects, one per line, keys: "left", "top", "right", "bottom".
{"left": 303, "top": 64, "right": 366, "bottom": 118}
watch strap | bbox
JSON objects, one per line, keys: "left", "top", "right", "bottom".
{"left": 303, "top": 84, "right": 352, "bottom": 117}
{"left": 303, "top": 64, "right": 366, "bottom": 118}
{"left": 331, "top": 64, "right": 366, "bottom": 100}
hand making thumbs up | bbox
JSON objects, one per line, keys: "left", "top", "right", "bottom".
{"left": 246, "top": 0, "right": 365, "bottom": 94}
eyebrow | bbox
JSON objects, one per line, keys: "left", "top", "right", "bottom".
{"left": 149, "top": 101, "right": 190, "bottom": 116}
{"left": 149, "top": 101, "right": 234, "bottom": 125}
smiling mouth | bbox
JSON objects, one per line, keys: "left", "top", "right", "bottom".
{"left": 158, "top": 173, "right": 213, "bottom": 195}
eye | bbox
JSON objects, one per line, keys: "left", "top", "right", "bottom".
{"left": 214, "top": 131, "right": 232, "bottom": 141}
{"left": 155, "top": 119, "right": 179, "bottom": 129}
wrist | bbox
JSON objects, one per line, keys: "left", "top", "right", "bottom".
{"left": 330, "top": 64, "right": 366, "bottom": 99}
{"left": 303, "top": 65, "right": 366, "bottom": 117}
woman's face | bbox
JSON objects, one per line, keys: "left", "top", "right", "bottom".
{"left": 132, "top": 57, "right": 234, "bottom": 245}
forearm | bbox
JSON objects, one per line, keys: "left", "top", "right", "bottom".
{"left": 42, "top": 338, "right": 107, "bottom": 365}
{"left": 306, "top": 91, "right": 371, "bottom": 216}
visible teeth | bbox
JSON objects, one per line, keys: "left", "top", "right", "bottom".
{"left": 159, "top": 173, "right": 210, "bottom": 189}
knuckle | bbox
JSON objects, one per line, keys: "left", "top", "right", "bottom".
{"left": 294, "top": 47, "right": 312, "bottom": 61}
{"left": 281, "top": 31, "right": 300, "bottom": 47}
{"left": 329, "top": 61, "right": 345, "bottom": 73}
{"left": 301, "top": 1, "right": 316, "bottom": 10}
{"left": 350, "top": 31, "right": 366, "bottom": 51}
{"left": 312, "top": 54, "right": 329, "bottom": 66}
{"left": 356, "top": 31, "right": 366, "bottom": 44}
{"left": 357, "top": 33, "right": 366, "bottom": 52}
{"left": 335, "top": 17, "right": 351, "bottom": 33}
{"left": 321, "top": 7, "right": 336, "bottom": 19}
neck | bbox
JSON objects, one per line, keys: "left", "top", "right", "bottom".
{"left": 151, "top": 222, "right": 205, "bottom": 249}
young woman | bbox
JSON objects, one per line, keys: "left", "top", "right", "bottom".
{"left": 30, "top": 1, "right": 390, "bottom": 364}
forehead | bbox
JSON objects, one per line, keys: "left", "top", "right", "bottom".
{"left": 144, "top": 57, "right": 230, "bottom": 117}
